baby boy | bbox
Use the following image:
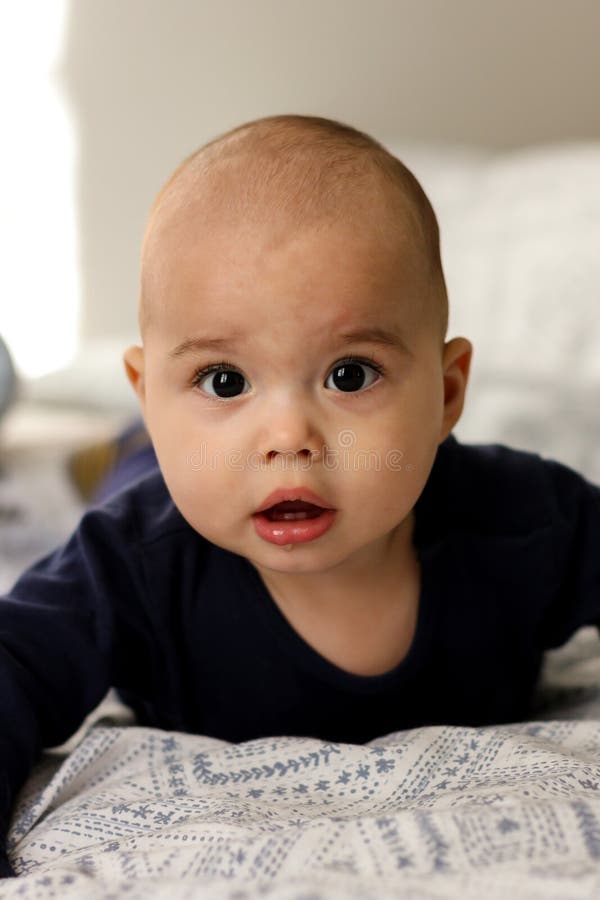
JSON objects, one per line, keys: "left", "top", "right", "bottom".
{"left": 1, "top": 114, "right": 600, "bottom": 878}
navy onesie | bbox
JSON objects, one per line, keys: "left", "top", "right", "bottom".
{"left": 1, "top": 432, "right": 600, "bottom": 876}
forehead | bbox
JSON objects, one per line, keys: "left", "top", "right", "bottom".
{"left": 148, "top": 213, "right": 423, "bottom": 341}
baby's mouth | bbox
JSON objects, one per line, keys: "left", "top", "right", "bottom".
{"left": 262, "top": 500, "right": 325, "bottom": 521}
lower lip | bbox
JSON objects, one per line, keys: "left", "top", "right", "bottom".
{"left": 252, "top": 509, "right": 337, "bottom": 545}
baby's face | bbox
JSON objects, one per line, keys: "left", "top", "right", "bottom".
{"left": 125, "top": 218, "right": 467, "bottom": 578}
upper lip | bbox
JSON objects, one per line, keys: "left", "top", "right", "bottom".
{"left": 255, "top": 487, "right": 334, "bottom": 514}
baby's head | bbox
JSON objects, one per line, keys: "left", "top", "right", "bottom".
{"left": 124, "top": 115, "right": 472, "bottom": 578}
{"left": 138, "top": 114, "right": 449, "bottom": 348}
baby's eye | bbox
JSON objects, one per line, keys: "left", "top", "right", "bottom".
{"left": 325, "top": 358, "right": 383, "bottom": 393}
{"left": 193, "top": 364, "right": 249, "bottom": 399}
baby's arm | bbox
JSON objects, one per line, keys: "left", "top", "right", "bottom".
{"left": 540, "top": 458, "right": 600, "bottom": 649}
{"left": 0, "top": 499, "right": 151, "bottom": 877}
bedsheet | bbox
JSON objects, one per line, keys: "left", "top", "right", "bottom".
{"left": 4, "top": 629, "right": 600, "bottom": 899}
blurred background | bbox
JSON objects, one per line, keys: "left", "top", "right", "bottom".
{"left": 2, "top": 0, "right": 600, "bottom": 371}
{"left": 0, "top": 0, "right": 599, "bottom": 585}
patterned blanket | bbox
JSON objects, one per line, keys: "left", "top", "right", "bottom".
{"left": 4, "top": 629, "right": 600, "bottom": 899}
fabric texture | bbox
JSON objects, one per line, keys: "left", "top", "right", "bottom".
{"left": 5, "top": 709, "right": 600, "bottom": 897}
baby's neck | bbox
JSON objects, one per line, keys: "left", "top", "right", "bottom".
{"left": 253, "top": 512, "right": 422, "bottom": 677}
{"left": 255, "top": 510, "right": 417, "bottom": 619}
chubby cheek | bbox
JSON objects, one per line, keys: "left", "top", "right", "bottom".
{"left": 340, "top": 464, "right": 415, "bottom": 524}
{"left": 144, "top": 396, "right": 205, "bottom": 472}
{"left": 337, "top": 421, "right": 438, "bottom": 515}
{"left": 164, "top": 459, "right": 245, "bottom": 539}
{"left": 142, "top": 412, "right": 223, "bottom": 519}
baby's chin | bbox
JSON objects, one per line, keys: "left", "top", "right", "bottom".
{"left": 242, "top": 537, "right": 385, "bottom": 582}
{"left": 232, "top": 540, "right": 347, "bottom": 573}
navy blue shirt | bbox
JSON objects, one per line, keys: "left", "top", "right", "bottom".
{"left": 2, "top": 432, "right": 600, "bottom": 874}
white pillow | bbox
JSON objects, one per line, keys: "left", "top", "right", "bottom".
{"left": 388, "top": 141, "right": 600, "bottom": 482}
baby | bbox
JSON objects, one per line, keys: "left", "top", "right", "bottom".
{"left": 123, "top": 113, "right": 472, "bottom": 679}
{"left": 1, "top": 114, "right": 599, "bottom": 878}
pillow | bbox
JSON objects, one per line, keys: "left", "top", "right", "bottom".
{"left": 388, "top": 140, "right": 600, "bottom": 483}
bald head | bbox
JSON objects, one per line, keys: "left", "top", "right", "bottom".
{"left": 139, "top": 114, "right": 448, "bottom": 343}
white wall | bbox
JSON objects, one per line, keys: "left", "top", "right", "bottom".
{"left": 57, "top": 0, "right": 600, "bottom": 341}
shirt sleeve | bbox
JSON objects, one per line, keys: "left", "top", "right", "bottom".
{"left": 0, "top": 849, "right": 16, "bottom": 879}
{"left": 540, "top": 457, "right": 600, "bottom": 649}
{"left": 0, "top": 497, "right": 153, "bottom": 873}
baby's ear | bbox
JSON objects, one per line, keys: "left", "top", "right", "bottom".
{"left": 439, "top": 337, "right": 473, "bottom": 442}
{"left": 123, "top": 345, "right": 146, "bottom": 408}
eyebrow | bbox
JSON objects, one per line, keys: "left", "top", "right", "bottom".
{"left": 336, "top": 327, "right": 412, "bottom": 356}
{"left": 168, "top": 326, "right": 411, "bottom": 359}
{"left": 169, "top": 334, "right": 247, "bottom": 359}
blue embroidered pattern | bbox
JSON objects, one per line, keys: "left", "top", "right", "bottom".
{"left": 4, "top": 716, "right": 600, "bottom": 898}
{"left": 4, "top": 627, "right": 600, "bottom": 897}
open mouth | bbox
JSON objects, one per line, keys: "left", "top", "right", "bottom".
{"left": 262, "top": 500, "right": 325, "bottom": 521}
{"left": 252, "top": 495, "right": 337, "bottom": 545}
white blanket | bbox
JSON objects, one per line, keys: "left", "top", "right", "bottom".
{"left": 4, "top": 629, "right": 600, "bottom": 899}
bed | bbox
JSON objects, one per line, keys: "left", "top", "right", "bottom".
{"left": 1, "top": 140, "right": 600, "bottom": 898}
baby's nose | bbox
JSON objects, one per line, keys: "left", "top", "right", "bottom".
{"left": 259, "top": 396, "right": 324, "bottom": 463}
